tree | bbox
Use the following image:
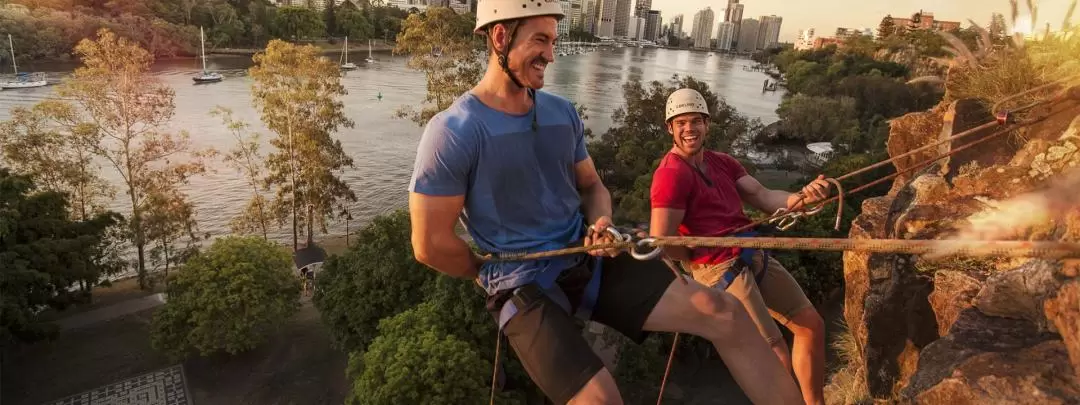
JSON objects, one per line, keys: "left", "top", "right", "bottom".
{"left": 0, "top": 101, "right": 112, "bottom": 222}
{"left": 393, "top": 7, "right": 484, "bottom": 125}
{"left": 250, "top": 40, "right": 357, "bottom": 251}
{"left": 149, "top": 236, "right": 301, "bottom": 361}
{"left": 878, "top": 15, "right": 896, "bottom": 39}
{"left": 324, "top": 0, "right": 338, "bottom": 36}
{"left": 588, "top": 75, "right": 762, "bottom": 224}
{"left": 345, "top": 306, "right": 493, "bottom": 405}
{"left": 776, "top": 94, "right": 861, "bottom": 145}
{"left": 212, "top": 107, "right": 271, "bottom": 239}
{"left": 0, "top": 167, "right": 122, "bottom": 343}
{"left": 989, "top": 13, "right": 1008, "bottom": 43}
{"left": 312, "top": 210, "right": 437, "bottom": 351}
{"left": 52, "top": 29, "right": 210, "bottom": 289}
{"left": 338, "top": 6, "right": 373, "bottom": 40}
{"left": 275, "top": 6, "right": 325, "bottom": 39}
{"left": 142, "top": 177, "right": 202, "bottom": 285}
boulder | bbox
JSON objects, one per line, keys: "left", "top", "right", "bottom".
{"left": 901, "top": 309, "right": 1063, "bottom": 401}
{"left": 927, "top": 271, "right": 984, "bottom": 336}
{"left": 1044, "top": 281, "right": 1080, "bottom": 381}
{"left": 973, "top": 260, "right": 1065, "bottom": 330}
{"left": 938, "top": 99, "right": 1019, "bottom": 183}
{"left": 912, "top": 341, "right": 1080, "bottom": 404}
{"left": 886, "top": 108, "right": 946, "bottom": 195}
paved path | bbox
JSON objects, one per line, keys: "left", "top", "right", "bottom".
{"left": 54, "top": 293, "right": 168, "bottom": 331}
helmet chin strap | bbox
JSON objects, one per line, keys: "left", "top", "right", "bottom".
{"left": 491, "top": 22, "right": 538, "bottom": 132}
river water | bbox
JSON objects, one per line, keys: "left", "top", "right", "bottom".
{"left": 1, "top": 47, "right": 786, "bottom": 263}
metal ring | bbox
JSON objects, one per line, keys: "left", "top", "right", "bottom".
{"left": 630, "top": 238, "right": 663, "bottom": 261}
{"left": 776, "top": 216, "right": 798, "bottom": 231}
{"left": 803, "top": 202, "right": 827, "bottom": 215}
{"left": 589, "top": 225, "right": 629, "bottom": 242}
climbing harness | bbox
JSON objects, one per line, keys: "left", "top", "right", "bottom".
{"left": 478, "top": 78, "right": 1080, "bottom": 405}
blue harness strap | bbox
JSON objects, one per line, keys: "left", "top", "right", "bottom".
{"left": 720, "top": 230, "right": 769, "bottom": 290}
{"left": 496, "top": 257, "right": 604, "bottom": 331}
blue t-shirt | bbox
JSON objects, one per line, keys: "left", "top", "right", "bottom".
{"left": 409, "top": 90, "right": 589, "bottom": 294}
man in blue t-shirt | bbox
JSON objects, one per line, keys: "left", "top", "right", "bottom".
{"left": 407, "top": 1, "right": 801, "bottom": 404}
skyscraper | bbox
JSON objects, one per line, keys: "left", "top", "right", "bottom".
{"left": 570, "top": 0, "right": 584, "bottom": 30}
{"left": 614, "top": 0, "right": 632, "bottom": 37}
{"left": 736, "top": 17, "right": 759, "bottom": 52}
{"left": 671, "top": 14, "right": 684, "bottom": 37}
{"left": 645, "top": 10, "right": 661, "bottom": 42}
{"left": 757, "top": 15, "right": 783, "bottom": 49}
{"left": 716, "top": 21, "right": 736, "bottom": 50}
{"left": 597, "top": 0, "right": 617, "bottom": 37}
{"left": 558, "top": 0, "right": 572, "bottom": 35}
{"left": 691, "top": 7, "right": 715, "bottom": 49}
{"left": 584, "top": 0, "right": 599, "bottom": 34}
{"left": 634, "top": 0, "right": 651, "bottom": 18}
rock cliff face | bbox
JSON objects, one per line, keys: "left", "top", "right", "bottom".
{"left": 841, "top": 94, "right": 1080, "bottom": 404}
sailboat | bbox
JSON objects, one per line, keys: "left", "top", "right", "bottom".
{"left": 365, "top": 39, "right": 375, "bottom": 64}
{"left": 341, "top": 36, "right": 358, "bottom": 70}
{"left": 2, "top": 34, "right": 48, "bottom": 89}
{"left": 192, "top": 27, "right": 223, "bottom": 84}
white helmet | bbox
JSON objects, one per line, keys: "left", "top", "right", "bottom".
{"left": 665, "top": 88, "right": 710, "bottom": 122}
{"left": 474, "top": 0, "right": 566, "bottom": 34}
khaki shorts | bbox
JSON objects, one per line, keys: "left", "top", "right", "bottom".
{"left": 688, "top": 250, "right": 813, "bottom": 345}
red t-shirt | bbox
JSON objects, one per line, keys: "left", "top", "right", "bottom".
{"left": 650, "top": 151, "right": 751, "bottom": 265}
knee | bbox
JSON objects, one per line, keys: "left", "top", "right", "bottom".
{"left": 690, "top": 288, "right": 750, "bottom": 340}
{"left": 788, "top": 306, "right": 825, "bottom": 338}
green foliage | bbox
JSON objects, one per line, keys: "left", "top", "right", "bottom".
{"left": 588, "top": 75, "right": 762, "bottom": 224}
{"left": 393, "top": 7, "right": 484, "bottom": 125}
{"left": 276, "top": 6, "right": 325, "bottom": 40}
{"left": 250, "top": 39, "right": 357, "bottom": 250}
{"left": 54, "top": 28, "right": 211, "bottom": 289}
{"left": 149, "top": 236, "right": 300, "bottom": 361}
{"left": 313, "top": 210, "right": 437, "bottom": 352}
{"left": 611, "top": 334, "right": 668, "bottom": 404}
{"left": 0, "top": 167, "right": 124, "bottom": 344}
{"left": 345, "top": 305, "right": 493, "bottom": 405}
{"left": 1, "top": 0, "right": 409, "bottom": 62}
{"left": 777, "top": 94, "right": 861, "bottom": 144}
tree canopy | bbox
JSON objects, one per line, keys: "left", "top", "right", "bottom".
{"left": 313, "top": 210, "right": 437, "bottom": 352}
{"left": 0, "top": 167, "right": 122, "bottom": 344}
{"left": 149, "top": 235, "right": 300, "bottom": 361}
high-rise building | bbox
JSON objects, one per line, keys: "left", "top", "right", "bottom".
{"left": 724, "top": 0, "right": 742, "bottom": 22}
{"left": 597, "top": 0, "right": 617, "bottom": 37}
{"left": 736, "top": 17, "right": 759, "bottom": 52}
{"left": 690, "top": 7, "right": 715, "bottom": 49}
{"left": 794, "top": 28, "right": 816, "bottom": 50}
{"left": 569, "top": 0, "right": 584, "bottom": 30}
{"left": 671, "top": 14, "right": 684, "bottom": 37}
{"left": 716, "top": 21, "right": 736, "bottom": 50}
{"left": 757, "top": 15, "right": 782, "bottom": 49}
{"left": 584, "top": 0, "right": 599, "bottom": 34}
{"left": 613, "top": 0, "right": 632, "bottom": 37}
{"left": 644, "top": 10, "right": 661, "bottom": 42}
{"left": 448, "top": 0, "right": 472, "bottom": 14}
{"left": 629, "top": 16, "right": 646, "bottom": 40}
{"left": 634, "top": 0, "right": 651, "bottom": 18}
{"left": 558, "top": 0, "right": 572, "bottom": 35}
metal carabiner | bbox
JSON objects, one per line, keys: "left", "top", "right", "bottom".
{"left": 630, "top": 237, "right": 663, "bottom": 261}
{"left": 588, "top": 225, "right": 629, "bottom": 242}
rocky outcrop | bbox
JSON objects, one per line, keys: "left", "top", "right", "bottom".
{"left": 839, "top": 94, "right": 1080, "bottom": 403}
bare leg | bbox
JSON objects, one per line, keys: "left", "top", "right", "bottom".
{"left": 567, "top": 368, "right": 623, "bottom": 405}
{"left": 773, "top": 339, "right": 793, "bottom": 373}
{"left": 786, "top": 307, "right": 826, "bottom": 405}
{"left": 642, "top": 277, "right": 804, "bottom": 405}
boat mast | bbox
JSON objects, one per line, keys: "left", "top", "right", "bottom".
{"left": 200, "top": 26, "right": 207, "bottom": 72}
{"left": 8, "top": 34, "right": 17, "bottom": 75}
{"left": 344, "top": 36, "right": 349, "bottom": 64}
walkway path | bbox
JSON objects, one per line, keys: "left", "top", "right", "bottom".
{"left": 54, "top": 293, "right": 167, "bottom": 331}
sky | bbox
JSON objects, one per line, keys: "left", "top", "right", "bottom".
{"left": 655, "top": 0, "right": 1076, "bottom": 42}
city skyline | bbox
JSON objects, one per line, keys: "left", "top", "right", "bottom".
{"left": 656, "top": 0, "right": 1075, "bottom": 42}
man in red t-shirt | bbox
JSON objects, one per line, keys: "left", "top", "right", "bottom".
{"left": 649, "top": 88, "right": 830, "bottom": 405}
